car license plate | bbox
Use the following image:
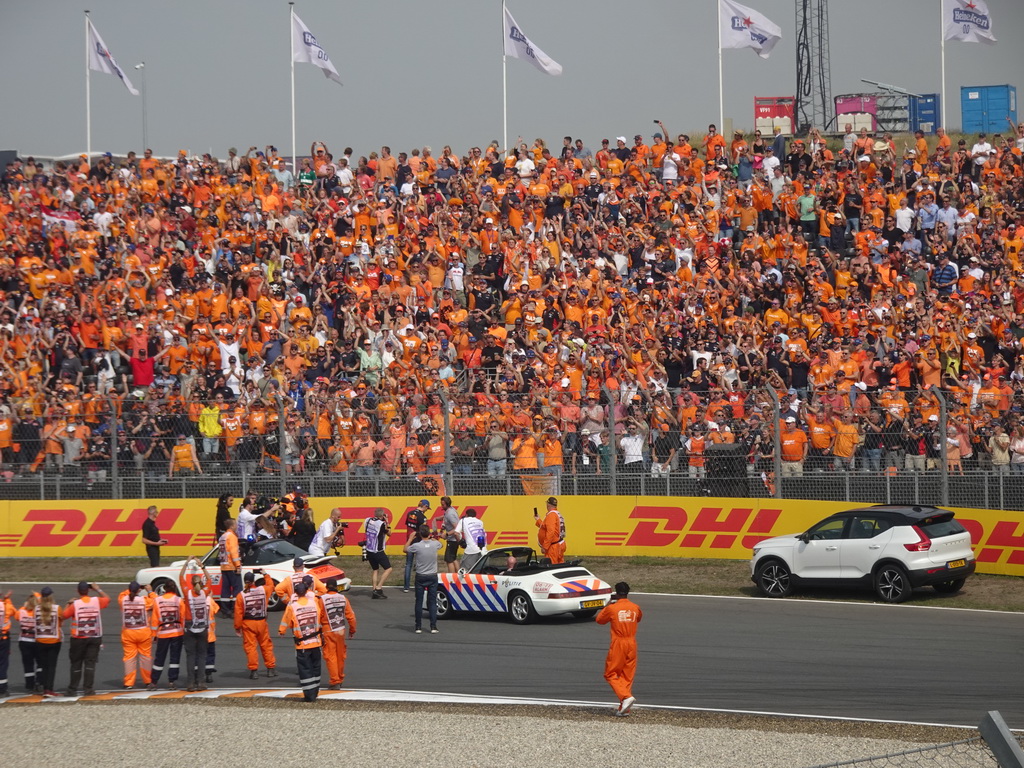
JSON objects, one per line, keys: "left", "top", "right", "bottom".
{"left": 947, "top": 559, "right": 966, "bottom": 569}
{"left": 581, "top": 599, "right": 604, "bottom": 609}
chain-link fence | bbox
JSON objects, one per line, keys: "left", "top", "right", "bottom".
{"left": 805, "top": 737, "right": 999, "bottom": 768}
{"left": 4, "top": 387, "right": 1024, "bottom": 510}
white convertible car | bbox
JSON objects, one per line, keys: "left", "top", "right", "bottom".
{"left": 135, "top": 538, "right": 351, "bottom": 611}
{"left": 436, "top": 547, "right": 613, "bottom": 624}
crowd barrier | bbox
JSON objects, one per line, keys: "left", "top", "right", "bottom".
{"left": 0, "top": 496, "right": 1021, "bottom": 577}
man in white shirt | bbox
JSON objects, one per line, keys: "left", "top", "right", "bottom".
{"left": 661, "top": 152, "right": 680, "bottom": 187}
{"left": 309, "top": 509, "right": 341, "bottom": 557}
{"left": 451, "top": 509, "right": 487, "bottom": 572}
{"left": 970, "top": 134, "right": 992, "bottom": 180}
{"left": 761, "top": 147, "right": 781, "bottom": 176}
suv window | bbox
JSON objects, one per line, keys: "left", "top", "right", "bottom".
{"left": 849, "top": 516, "right": 893, "bottom": 540}
{"left": 920, "top": 519, "right": 966, "bottom": 539}
{"left": 806, "top": 517, "right": 846, "bottom": 540}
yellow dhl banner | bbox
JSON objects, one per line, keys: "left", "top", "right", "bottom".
{"left": 0, "top": 497, "right": 1021, "bottom": 576}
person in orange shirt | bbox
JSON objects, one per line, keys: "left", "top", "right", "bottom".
{"left": 595, "top": 581, "right": 642, "bottom": 716}
{"left": 118, "top": 580, "right": 155, "bottom": 689}
{"left": 218, "top": 517, "right": 242, "bottom": 617}
{"left": 234, "top": 571, "right": 277, "bottom": 680}
{"left": 534, "top": 496, "right": 566, "bottom": 564}
{"left": 0, "top": 588, "right": 15, "bottom": 697}
{"left": 780, "top": 417, "right": 808, "bottom": 475}
{"left": 278, "top": 578, "right": 328, "bottom": 701}
{"left": 319, "top": 577, "right": 356, "bottom": 690}
{"left": 61, "top": 580, "right": 110, "bottom": 696}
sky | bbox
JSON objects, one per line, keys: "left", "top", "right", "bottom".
{"left": 1, "top": 0, "right": 1021, "bottom": 160}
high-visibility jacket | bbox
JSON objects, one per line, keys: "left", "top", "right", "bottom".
{"left": 150, "top": 593, "right": 184, "bottom": 638}
{"left": 218, "top": 530, "right": 241, "bottom": 570}
{"left": 274, "top": 571, "right": 326, "bottom": 602}
{"left": 63, "top": 594, "right": 110, "bottom": 638}
{"left": 34, "top": 604, "right": 63, "bottom": 643}
{"left": 16, "top": 606, "right": 36, "bottom": 642}
{"left": 279, "top": 595, "right": 327, "bottom": 649}
{"left": 118, "top": 590, "right": 154, "bottom": 631}
{"left": 1, "top": 597, "right": 13, "bottom": 639}
{"left": 234, "top": 581, "right": 273, "bottom": 630}
{"left": 183, "top": 590, "right": 212, "bottom": 634}
{"left": 536, "top": 509, "right": 565, "bottom": 550}
{"left": 319, "top": 591, "right": 356, "bottom": 636}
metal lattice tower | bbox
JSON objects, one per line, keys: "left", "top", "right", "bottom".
{"left": 794, "top": 0, "right": 833, "bottom": 134}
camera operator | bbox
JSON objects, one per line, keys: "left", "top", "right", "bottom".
{"left": 308, "top": 508, "right": 343, "bottom": 558}
{"left": 362, "top": 508, "right": 392, "bottom": 599}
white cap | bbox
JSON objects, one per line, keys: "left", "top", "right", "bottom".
{"left": 968, "top": 332, "right": 977, "bottom": 338}
{"left": 485, "top": 218, "right": 494, "bottom": 224}
{"left": 928, "top": 415, "right": 938, "bottom": 421}
{"left": 858, "top": 155, "right": 871, "bottom": 162}
{"left": 707, "top": 421, "right": 719, "bottom": 430}
{"left": 785, "top": 416, "right": 797, "bottom": 423}
{"left": 854, "top": 381, "right": 867, "bottom": 391}
{"left": 616, "top": 136, "right": 627, "bottom": 143}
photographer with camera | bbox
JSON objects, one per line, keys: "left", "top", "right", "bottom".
{"left": 404, "top": 524, "right": 442, "bottom": 634}
{"left": 403, "top": 499, "right": 432, "bottom": 593}
{"left": 362, "top": 508, "right": 392, "bottom": 599}
{"left": 308, "top": 508, "right": 346, "bottom": 558}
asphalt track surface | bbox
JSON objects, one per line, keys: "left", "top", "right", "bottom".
{"left": 8, "top": 583, "right": 1022, "bottom": 728}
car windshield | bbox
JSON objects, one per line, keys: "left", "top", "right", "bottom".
{"left": 476, "top": 548, "right": 534, "bottom": 574}
{"left": 247, "top": 539, "right": 311, "bottom": 566}
{"left": 806, "top": 517, "right": 846, "bottom": 540}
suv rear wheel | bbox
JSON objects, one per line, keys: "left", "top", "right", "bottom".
{"left": 874, "top": 564, "right": 911, "bottom": 603}
{"left": 754, "top": 559, "right": 793, "bottom": 598}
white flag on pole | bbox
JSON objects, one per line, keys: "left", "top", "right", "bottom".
{"left": 944, "top": 0, "right": 997, "bottom": 44}
{"left": 719, "top": 0, "right": 782, "bottom": 59}
{"left": 503, "top": 7, "right": 562, "bottom": 76}
{"left": 87, "top": 19, "right": 139, "bottom": 95}
{"left": 292, "top": 12, "right": 342, "bottom": 84}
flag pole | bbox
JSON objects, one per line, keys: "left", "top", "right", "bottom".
{"left": 717, "top": 0, "right": 724, "bottom": 130}
{"left": 939, "top": 0, "right": 947, "bottom": 130}
{"left": 290, "top": 2, "right": 296, "bottom": 175}
{"left": 85, "top": 10, "right": 91, "bottom": 162}
{"left": 502, "top": 0, "right": 508, "bottom": 153}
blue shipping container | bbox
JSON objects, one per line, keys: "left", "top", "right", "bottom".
{"left": 909, "top": 93, "right": 940, "bottom": 134}
{"left": 961, "top": 84, "right": 1017, "bottom": 134}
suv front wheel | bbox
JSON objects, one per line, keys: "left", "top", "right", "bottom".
{"left": 754, "top": 559, "right": 793, "bottom": 598}
{"left": 874, "top": 563, "right": 911, "bottom": 603}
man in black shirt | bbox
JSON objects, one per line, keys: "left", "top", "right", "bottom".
{"left": 140, "top": 505, "right": 167, "bottom": 567}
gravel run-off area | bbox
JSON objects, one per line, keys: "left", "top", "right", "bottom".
{"left": 0, "top": 700, "right": 980, "bottom": 768}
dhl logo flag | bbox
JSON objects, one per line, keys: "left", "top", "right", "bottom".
{"left": 0, "top": 496, "right": 1022, "bottom": 577}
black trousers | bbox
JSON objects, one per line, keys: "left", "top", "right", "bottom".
{"left": 35, "top": 642, "right": 61, "bottom": 691}
{"left": 182, "top": 631, "right": 209, "bottom": 687}
{"left": 0, "top": 636, "right": 8, "bottom": 693}
{"left": 19, "top": 640, "right": 37, "bottom": 691}
{"left": 146, "top": 545, "right": 160, "bottom": 568}
{"left": 67, "top": 636, "right": 102, "bottom": 692}
{"left": 295, "top": 647, "right": 322, "bottom": 702}
{"left": 152, "top": 635, "right": 183, "bottom": 683}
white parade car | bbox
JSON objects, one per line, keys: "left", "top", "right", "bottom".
{"left": 435, "top": 547, "right": 613, "bottom": 624}
{"left": 135, "top": 538, "right": 351, "bottom": 612}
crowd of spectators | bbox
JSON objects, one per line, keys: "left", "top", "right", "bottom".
{"left": 2, "top": 116, "right": 1024, "bottom": 484}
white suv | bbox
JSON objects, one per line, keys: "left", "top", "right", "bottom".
{"left": 750, "top": 505, "right": 976, "bottom": 603}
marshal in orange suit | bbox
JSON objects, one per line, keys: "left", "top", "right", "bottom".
{"left": 595, "top": 581, "right": 642, "bottom": 716}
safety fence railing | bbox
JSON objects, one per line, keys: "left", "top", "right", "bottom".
{"left": 2, "top": 387, "right": 1024, "bottom": 510}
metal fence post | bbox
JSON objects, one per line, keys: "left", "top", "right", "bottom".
{"left": 978, "top": 710, "right": 1024, "bottom": 768}
{"left": 110, "top": 395, "right": 120, "bottom": 499}
{"left": 936, "top": 389, "right": 949, "bottom": 506}
{"left": 765, "top": 387, "right": 783, "bottom": 499}
{"left": 604, "top": 385, "right": 617, "bottom": 496}
{"left": 277, "top": 395, "right": 288, "bottom": 498}
{"left": 442, "top": 392, "right": 452, "bottom": 491}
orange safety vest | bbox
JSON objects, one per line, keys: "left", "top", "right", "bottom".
{"left": 285, "top": 597, "right": 322, "bottom": 649}
{"left": 68, "top": 596, "right": 103, "bottom": 639}
{"left": 34, "top": 605, "right": 62, "bottom": 641}
{"left": 152, "top": 594, "right": 184, "bottom": 637}
{"left": 320, "top": 592, "right": 349, "bottom": 634}
{"left": 120, "top": 593, "right": 150, "bottom": 630}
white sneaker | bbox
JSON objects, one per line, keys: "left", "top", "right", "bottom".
{"left": 620, "top": 695, "right": 636, "bottom": 715}
{"left": 430, "top": 628, "right": 439, "bottom": 634}
{"left": 415, "top": 628, "right": 423, "bottom": 634}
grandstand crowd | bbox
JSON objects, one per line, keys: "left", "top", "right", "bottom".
{"left": 2, "top": 117, "right": 1024, "bottom": 480}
